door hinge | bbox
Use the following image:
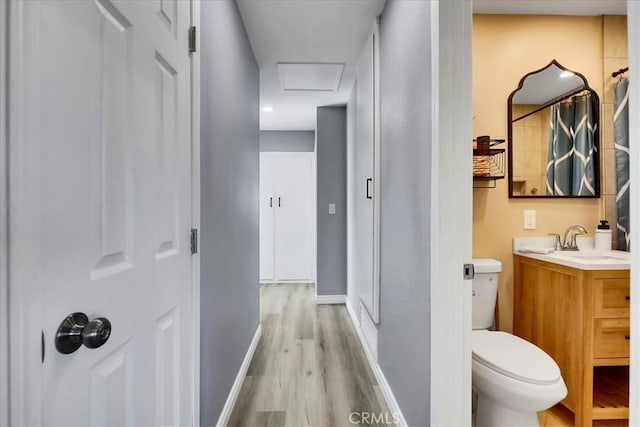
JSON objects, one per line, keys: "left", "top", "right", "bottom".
{"left": 190, "top": 228, "right": 198, "bottom": 255}
{"left": 463, "top": 263, "right": 475, "bottom": 280}
{"left": 188, "top": 26, "right": 196, "bottom": 53}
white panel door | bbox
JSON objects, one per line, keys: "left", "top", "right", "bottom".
{"left": 356, "top": 29, "right": 377, "bottom": 321}
{"left": 273, "top": 154, "right": 314, "bottom": 281}
{"left": 260, "top": 154, "right": 275, "bottom": 280}
{"left": 259, "top": 153, "right": 314, "bottom": 282}
{"left": 8, "top": 1, "right": 193, "bottom": 425}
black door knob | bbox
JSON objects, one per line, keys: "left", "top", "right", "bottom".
{"left": 55, "top": 312, "right": 112, "bottom": 354}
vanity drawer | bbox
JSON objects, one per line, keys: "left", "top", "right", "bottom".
{"left": 594, "top": 279, "right": 630, "bottom": 318}
{"left": 593, "top": 318, "right": 630, "bottom": 359}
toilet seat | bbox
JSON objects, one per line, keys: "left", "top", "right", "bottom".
{"left": 472, "top": 330, "right": 561, "bottom": 385}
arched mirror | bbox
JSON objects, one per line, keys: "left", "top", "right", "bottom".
{"left": 508, "top": 60, "right": 600, "bottom": 198}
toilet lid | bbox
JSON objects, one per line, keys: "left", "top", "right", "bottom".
{"left": 472, "top": 330, "right": 561, "bottom": 385}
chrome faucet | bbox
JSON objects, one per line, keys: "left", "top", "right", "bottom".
{"left": 548, "top": 233, "right": 562, "bottom": 251}
{"left": 562, "top": 225, "right": 588, "bottom": 250}
{"left": 548, "top": 225, "right": 588, "bottom": 251}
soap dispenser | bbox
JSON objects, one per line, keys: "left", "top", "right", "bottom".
{"left": 595, "top": 220, "right": 612, "bottom": 251}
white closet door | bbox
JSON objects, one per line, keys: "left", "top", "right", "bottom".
{"left": 273, "top": 154, "right": 314, "bottom": 281}
{"left": 357, "top": 29, "right": 377, "bottom": 320}
{"left": 259, "top": 154, "right": 275, "bottom": 281}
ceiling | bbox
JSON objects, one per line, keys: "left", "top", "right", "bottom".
{"left": 237, "top": 0, "right": 386, "bottom": 131}
{"left": 238, "top": 0, "right": 626, "bottom": 131}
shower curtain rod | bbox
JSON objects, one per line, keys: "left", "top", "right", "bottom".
{"left": 612, "top": 67, "right": 629, "bottom": 78}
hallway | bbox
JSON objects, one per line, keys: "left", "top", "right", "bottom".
{"left": 228, "top": 284, "right": 392, "bottom": 426}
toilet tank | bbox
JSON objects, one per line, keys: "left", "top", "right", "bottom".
{"left": 472, "top": 258, "right": 502, "bottom": 330}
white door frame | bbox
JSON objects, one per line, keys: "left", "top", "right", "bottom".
{"left": 429, "top": 1, "right": 473, "bottom": 425}
{"left": 627, "top": 1, "right": 639, "bottom": 424}
{"left": 372, "top": 21, "right": 381, "bottom": 324}
{"left": 190, "top": 0, "right": 201, "bottom": 424}
{"left": 2, "top": 1, "right": 201, "bottom": 423}
{"left": 0, "top": 0, "right": 9, "bottom": 424}
{"left": 312, "top": 148, "right": 318, "bottom": 285}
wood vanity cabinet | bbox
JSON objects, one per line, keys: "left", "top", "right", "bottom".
{"left": 513, "top": 255, "right": 630, "bottom": 426}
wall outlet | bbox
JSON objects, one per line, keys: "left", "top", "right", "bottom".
{"left": 329, "top": 203, "right": 336, "bottom": 215}
{"left": 523, "top": 210, "right": 536, "bottom": 230}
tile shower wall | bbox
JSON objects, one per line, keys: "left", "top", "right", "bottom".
{"left": 512, "top": 105, "right": 550, "bottom": 196}
{"left": 601, "top": 16, "right": 628, "bottom": 249}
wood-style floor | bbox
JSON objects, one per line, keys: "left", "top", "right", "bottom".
{"left": 228, "top": 283, "right": 392, "bottom": 427}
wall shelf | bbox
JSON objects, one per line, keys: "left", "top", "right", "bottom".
{"left": 473, "top": 147, "right": 506, "bottom": 187}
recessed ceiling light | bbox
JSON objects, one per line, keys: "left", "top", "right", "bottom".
{"left": 559, "top": 71, "right": 575, "bottom": 78}
{"left": 262, "top": 106, "right": 275, "bottom": 113}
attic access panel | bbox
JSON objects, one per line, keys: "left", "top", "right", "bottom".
{"left": 277, "top": 62, "right": 345, "bottom": 92}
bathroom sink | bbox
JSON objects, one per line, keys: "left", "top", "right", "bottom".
{"left": 520, "top": 250, "right": 629, "bottom": 270}
{"left": 570, "top": 255, "right": 615, "bottom": 260}
{"left": 551, "top": 251, "right": 629, "bottom": 261}
{"left": 513, "top": 237, "right": 630, "bottom": 270}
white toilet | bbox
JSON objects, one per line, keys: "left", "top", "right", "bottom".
{"left": 472, "top": 259, "right": 567, "bottom": 427}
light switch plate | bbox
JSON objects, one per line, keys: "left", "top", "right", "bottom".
{"left": 329, "top": 204, "right": 336, "bottom": 215}
{"left": 524, "top": 210, "right": 536, "bottom": 230}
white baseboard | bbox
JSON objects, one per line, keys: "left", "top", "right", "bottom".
{"left": 216, "top": 324, "right": 262, "bottom": 427}
{"left": 373, "top": 360, "right": 408, "bottom": 427}
{"left": 315, "top": 294, "right": 346, "bottom": 305}
{"left": 346, "top": 302, "right": 407, "bottom": 427}
{"left": 345, "top": 297, "right": 360, "bottom": 327}
{"left": 260, "top": 280, "right": 315, "bottom": 284}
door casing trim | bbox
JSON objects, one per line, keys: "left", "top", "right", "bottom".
{"left": 0, "top": 1, "right": 9, "bottom": 424}
{"left": 372, "top": 21, "right": 381, "bottom": 324}
{"left": 190, "top": 0, "right": 201, "bottom": 424}
{"left": 627, "top": 1, "right": 639, "bottom": 424}
{"left": 429, "top": 1, "right": 473, "bottom": 425}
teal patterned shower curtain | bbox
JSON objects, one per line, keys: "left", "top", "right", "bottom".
{"left": 614, "top": 77, "right": 630, "bottom": 251}
{"left": 546, "top": 94, "right": 598, "bottom": 196}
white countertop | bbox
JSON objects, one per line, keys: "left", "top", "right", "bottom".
{"left": 513, "top": 237, "right": 630, "bottom": 270}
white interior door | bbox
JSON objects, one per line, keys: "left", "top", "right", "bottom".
{"left": 260, "top": 154, "right": 275, "bottom": 281}
{"left": 8, "top": 1, "right": 194, "bottom": 425}
{"left": 273, "top": 153, "right": 314, "bottom": 281}
{"left": 356, "top": 29, "right": 377, "bottom": 321}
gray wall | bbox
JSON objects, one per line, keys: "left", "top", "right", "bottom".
{"left": 378, "top": 1, "right": 432, "bottom": 425}
{"left": 200, "top": 1, "right": 260, "bottom": 424}
{"left": 260, "top": 130, "right": 315, "bottom": 152}
{"left": 316, "top": 107, "right": 347, "bottom": 296}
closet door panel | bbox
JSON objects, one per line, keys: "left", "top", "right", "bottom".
{"left": 259, "top": 154, "right": 275, "bottom": 280}
{"left": 356, "top": 30, "right": 376, "bottom": 319}
{"left": 274, "top": 154, "right": 313, "bottom": 280}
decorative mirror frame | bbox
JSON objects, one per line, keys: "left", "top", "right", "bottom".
{"left": 507, "top": 59, "right": 601, "bottom": 198}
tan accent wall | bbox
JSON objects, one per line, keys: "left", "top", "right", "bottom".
{"left": 472, "top": 14, "right": 627, "bottom": 332}
{"left": 602, "top": 16, "right": 628, "bottom": 249}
